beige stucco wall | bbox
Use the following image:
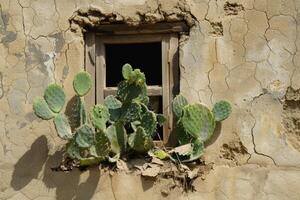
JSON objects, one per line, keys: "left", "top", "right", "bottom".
{"left": 1, "top": 0, "right": 300, "bottom": 199}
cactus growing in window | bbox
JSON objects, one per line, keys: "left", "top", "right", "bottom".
{"left": 33, "top": 64, "right": 165, "bottom": 166}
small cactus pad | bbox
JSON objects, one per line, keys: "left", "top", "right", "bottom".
{"left": 172, "top": 95, "right": 188, "bottom": 118}
{"left": 75, "top": 124, "right": 95, "bottom": 148}
{"left": 181, "top": 139, "right": 204, "bottom": 163}
{"left": 73, "top": 72, "right": 92, "bottom": 96}
{"left": 141, "top": 110, "right": 157, "bottom": 136}
{"left": 181, "top": 104, "right": 216, "bottom": 142}
{"left": 128, "top": 127, "right": 154, "bottom": 153}
{"left": 90, "top": 131, "right": 110, "bottom": 158}
{"left": 122, "top": 63, "right": 133, "bottom": 80}
{"left": 91, "top": 104, "right": 110, "bottom": 130}
{"left": 105, "top": 125, "right": 121, "bottom": 154}
{"left": 175, "top": 123, "right": 193, "bottom": 145}
{"left": 104, "top": 95, "right": 122, "bottom": 109}
{"left": 54, "top": 113, "right": 73, "bottom": 140}
{"left": 212, "top": 100, "right": 232, "bottom": 122}
{"left": 66, "top": 140, "right": 82, "bottom": 159}
{"left": 122, "top": 102, "right": 141, "bottom": 122}
{"left": 33, "top": 97, "right": 55, "bottom": 120}
{"left": 79, "top": 157, "right": 102, "bottom": 166}
{"left": 156, "top": 114, "right": 166, "bottom": 127}
{"left": 44, "top": 84, "right": 65, "bottom": 113}
{"left": 117, "top": 81, "right": 144, "bottom": 103}
{"left": 148, "top": 149, "right": 169, "bottom": 160}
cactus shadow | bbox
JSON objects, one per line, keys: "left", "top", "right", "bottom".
{"left": 42, "top": 151, "right": 101, "bottom": 200}
{"left": 205, "top": 122, "right": 222, "bottom": 146}
{"left": 10, "top": 135, "right": 49, "bottom": 190}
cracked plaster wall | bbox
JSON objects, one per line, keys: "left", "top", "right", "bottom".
{"left": 1, "top": 0, "right": 300, "bottom": 199}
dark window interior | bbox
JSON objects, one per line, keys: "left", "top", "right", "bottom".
{"left": 105, "top": 42, "right": 162, "bottom": 87}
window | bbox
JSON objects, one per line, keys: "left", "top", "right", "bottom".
{"left": 84, "top": 23, "right": 187, "bottom": 145}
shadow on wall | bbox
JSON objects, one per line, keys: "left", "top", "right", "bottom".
{"left": 10, "top": 135, "right": 100, "bottom": 200}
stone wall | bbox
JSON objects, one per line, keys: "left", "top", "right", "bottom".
{"left": 1, "top": 0, "right": 300, "bottom": 199}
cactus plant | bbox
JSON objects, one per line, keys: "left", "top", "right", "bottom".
{"left": 44, "top": 84, "right": 66, "bottom": 113}
{"left": 172, "top": 94, "right": 188, "bottom": 119}
{"left": 212, "top": 100, "right": 232, "bottom": 122}
{"left": 73, "top": 72, "right": 92, "bottom": 96}
{"left": 75, "top": 124, "right": 95, "bottom": 148}
{"left": 54, "top": 113, "right": 73, "bottom": 140}
{"left": 128, "top": 127, "right": 154, "bottom": 153}
{"left": 33, "top": 97, "right": 55, "bottom": 120}
{"left": 33, "top": 64, "right": 167, "bottom": 167}
{"left": 91, "top": 104, "right": 110, "bottom": 130}
{"left": 181, "top": 104, "right": 216, "bottom": 141}
{"left": 171, "top": 94, "right": 231, "bottom": 163}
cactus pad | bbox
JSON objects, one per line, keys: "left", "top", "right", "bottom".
{"left": 122, "top": 102, "right": 141, "bottom": 122}
{"left": 54, "top": 113, "right": 73, "bottom": 140}
{"left": 104, "top": 95, "right": 122, "bottom": 109}
{"left": 212, "top": 100, "right": 232, "bottom": 122}
{"left": 175, "top": 122, "right": 193, "bottom": 145}
{"left": 122, "top": 63, "right": 133, "bottom": 80}
{"left": 91, "top": 104, "right": 110, "bottom": 130}
{"left": 181, "top": 139, "right": 204, "bottom": 162}
{"left": 141, "top": 110, "right": 157, "bottom": 136}
{"left": 33, "top": 97, "right": 55, "bottom": 120}
{"left": 172, "top": 95, "right": 188, "bottom": 118}
{"left": 181, "top": 104, "right": 216, "bottom": 142}
{"left": 75, "top": 124, "right": 95, "bottom": 148}
{"left": 66, "top": 140, "right": 82, "bottom": 159}
{"left": 117, "top": 81, "right": 144, "bottom": 103}
{"left": 44, "top": 84, "right": 65, "bottom": 113}
{"left": 128, "top": 127, "right": 154, "bottom": 153}
{"left": 90, "top": 131, "right": 110, "bottom": 158}
{"left": 73, "top": 72, "right": 92, "bottom": 96}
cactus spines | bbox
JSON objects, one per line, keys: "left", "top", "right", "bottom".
{"left": 75, "top": 124, "right": 95, "bottom": 148}
{"left": 122, "top": 63, "right": 133, "bottom": 80}
{"left": 212, "top": 100, "right": 232, "bottom": 122}
{"left": 33, "top": 97, "right": 55, "bottom": 120}
{"left": 91, "top": 104, "right": 110, "bottom": 130}
{"left": 141, "top": 110, "right": 157, "bottom": 136}
{"left": 104, "top": 95, "right": 122, "bottom": 109}
{"left": 172, "top": 95, "right": 188, "bottom": 118}
{"left": 128, "top": 127, "right": 154, "bottom": 153}
{"left": 181, "top": 104, "right": 216, "bottom": 142}
{"left": 44, "top": 84, "right": 65, "bottom": 113}
{"left": 54, "top": 113, "right": 73, "bottom": 140}
{"left": 90, "top": 131, "right": 110, "bottom": 158}
{"left": 73, "top": 72, "right": 92, "bottom": 96}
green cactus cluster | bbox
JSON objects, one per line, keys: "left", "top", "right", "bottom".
{"left": 171, "top": 95, "right": 231, "bottom": 162}
{"left": 33, "top": 64, "right": 165, "bottom": 166}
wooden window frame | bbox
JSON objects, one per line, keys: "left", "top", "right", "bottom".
{"left": 84, "top": 23, "right": 186, "bottom": 145}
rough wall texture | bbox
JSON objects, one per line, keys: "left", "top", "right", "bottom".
{"left": 1, "top": 0, "right": 300, "bottom": 199}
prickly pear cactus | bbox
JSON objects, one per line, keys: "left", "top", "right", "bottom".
{"left": 181, "top": 104, "right": 216, "bottom": 142}
{"left": 54, "top": 113, "right": 73, "bottom": 140}
{"left": 33, "top": 97, "right": 55, "bottom": 120}
{"left": 122, "top": 63, "right": 133, "bottom": 80}
{"left": 91, "top": 104, "right": 110, "bottom": 130}
{"left": 90, "top": 131, "right": 111, "bottom": 158}
{"left": 75, "top": 124, "right": 95, "bottom": 148}
{"left": 141, "top": 110, "right": 157, "bottom": 136}
{"left": 104, "top": 95, "right": 122, "bottom": 109}
{"left": 128, "top": 127, "right": 154, "bottom": 153}
{"left": 171, "top": 94, "right": 231, "bottom": 163}
{"left": 44, "top": 84, "right": 66, "bottom": 113}
{"left": 73, "top": 72, "right": 92, "bottom": 96}
{"left": 172, "top": 94, "right": 188, "bottom": 118}
{"left": 212, "top": 100, "right": 232, "bottom": 122}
